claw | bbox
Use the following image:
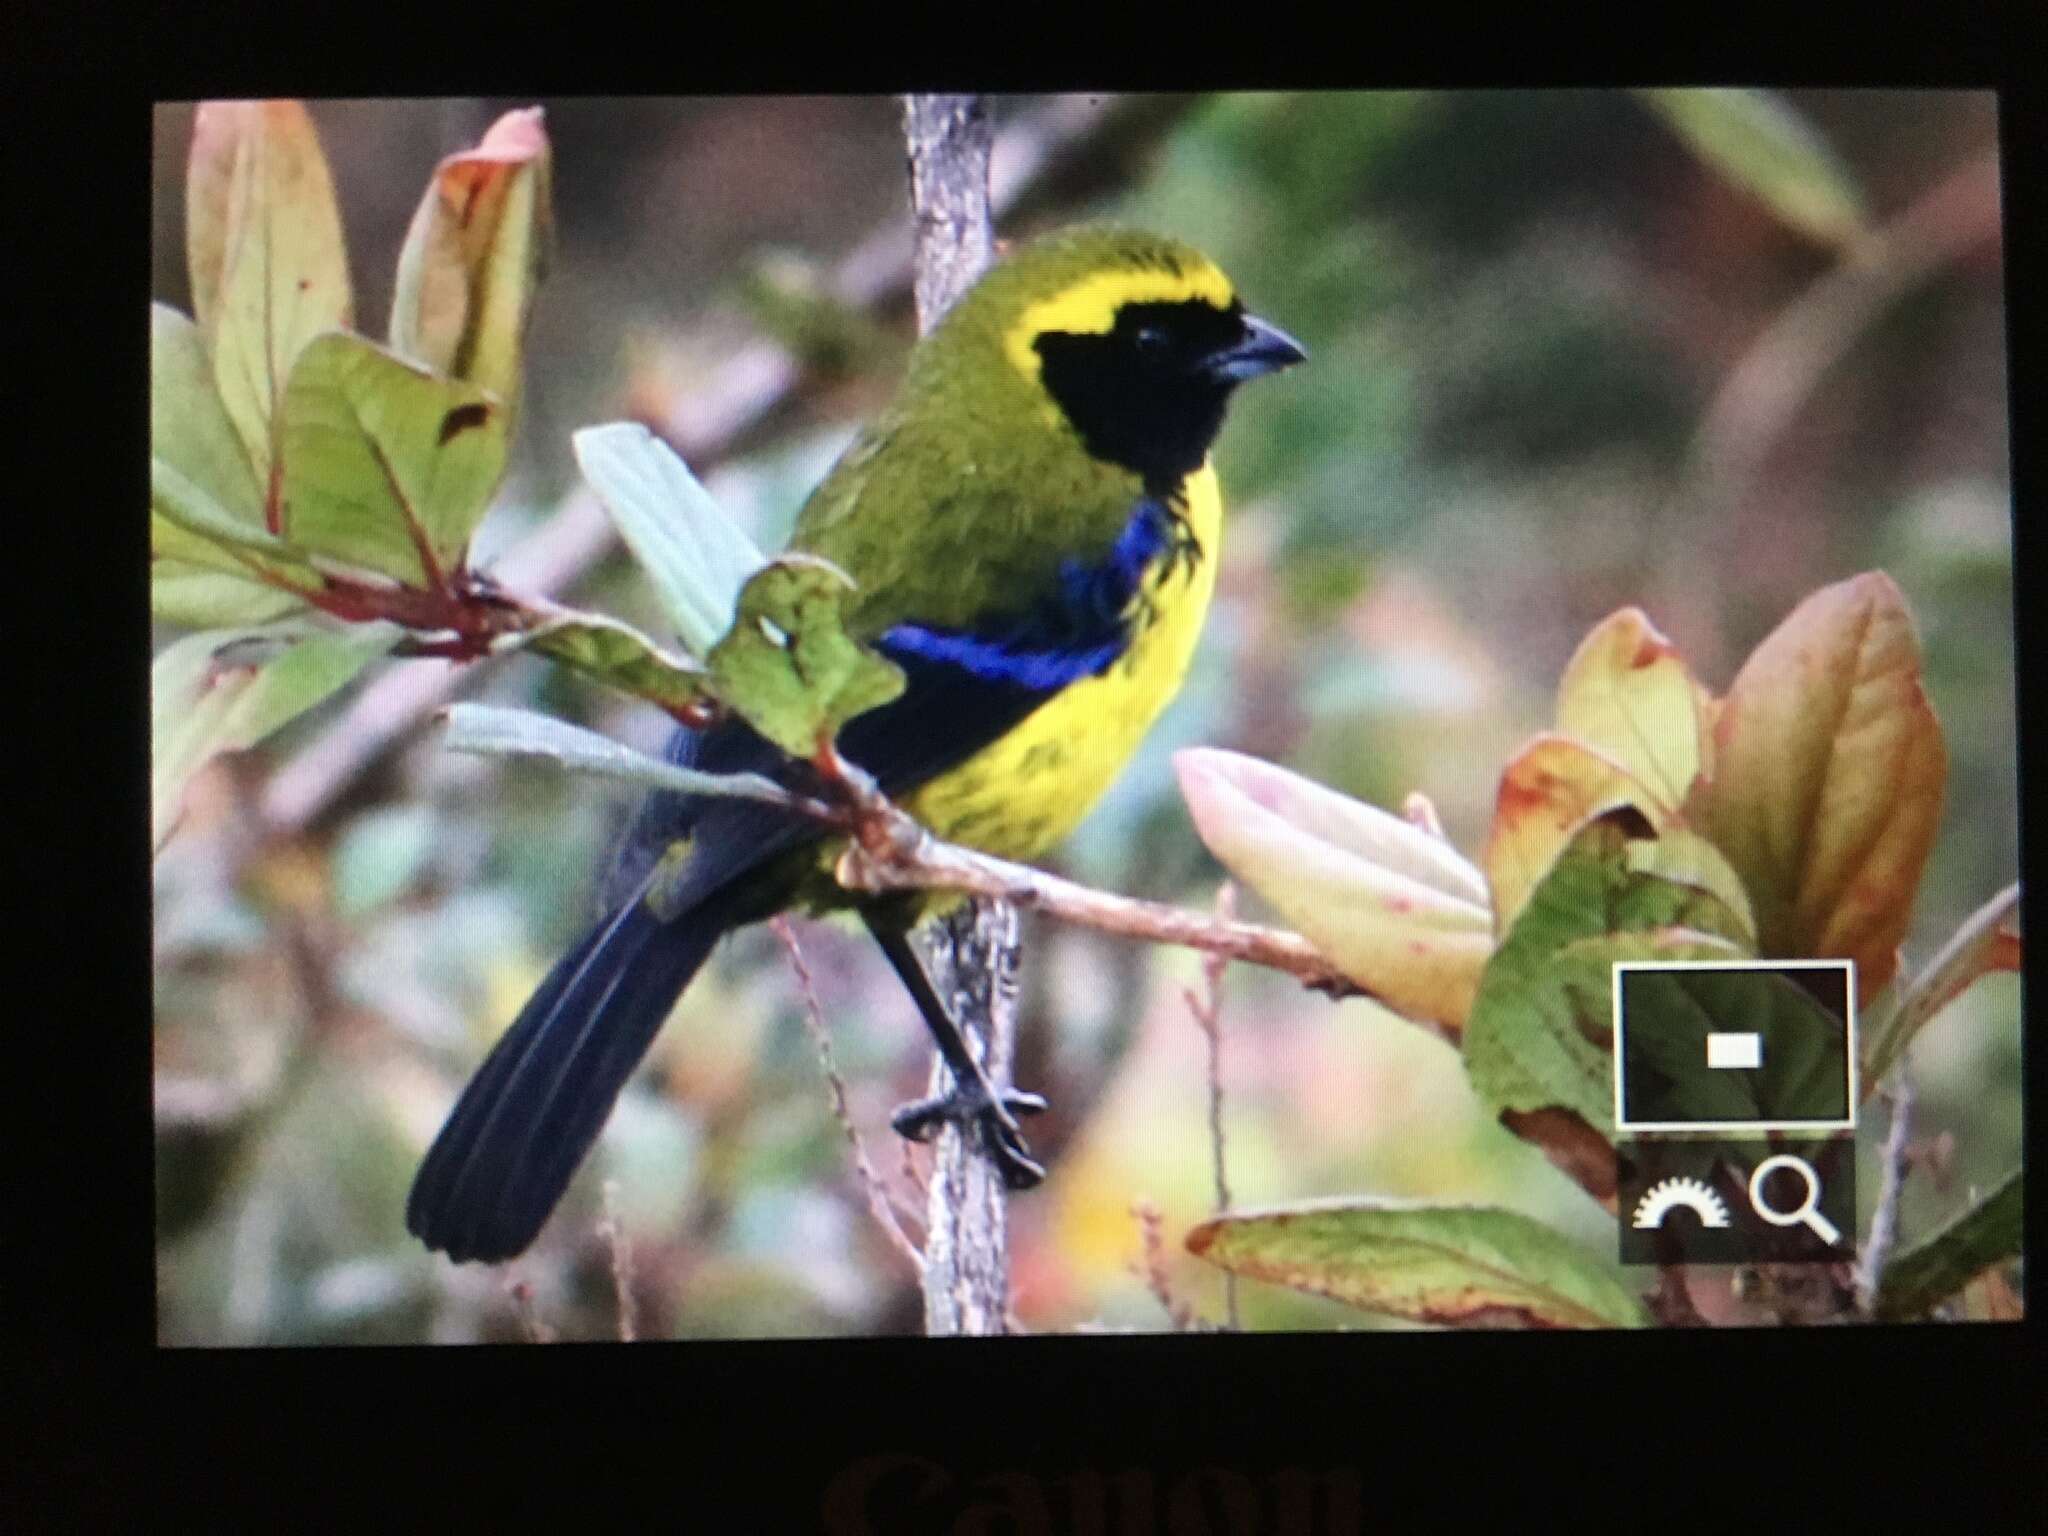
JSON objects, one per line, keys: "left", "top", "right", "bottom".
{"left": 890, "top": 1083, "right": 1051, "bottom": 1188}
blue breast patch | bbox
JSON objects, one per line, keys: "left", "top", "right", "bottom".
{"left": 877, "top": 498, "right": 1186, "bottom": 695}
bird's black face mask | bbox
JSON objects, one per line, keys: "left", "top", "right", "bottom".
{"left": 1035, "top": 299, "right": 1306, "bottom": 488}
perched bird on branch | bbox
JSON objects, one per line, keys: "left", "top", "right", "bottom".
{"left": 408, "top": 226, "right": 1304, "bottom": 1262}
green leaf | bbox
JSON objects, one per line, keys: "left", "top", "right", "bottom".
{"left": 1637, "top": 88, "right": 1871, "bottom": 252}
{"left": 1861, "top": 882, "right": 2020, "bottom": 1087}
{"left": 1186, "top": 1200, "right": 1649, "bottom": 1329}
{"left": 389, "top": 106, "right": 552, "bottom": 415}
{"left": 152, "top": 303, "right": 263, "bottom": 526}
{"left": 186, "top": 101, "right": 355, "bottom": 489}
{"left": 1174, "top": 747, "right": 1493, "bottom": 1033}
{"left": 511, "top": 612, "right": 713, "bottom": 715}
{"left": 707, "top": 556, "right": 905, "bottom": 758}
{"left": 1463, "top": 812, "right": 1753, "bottom": 1142}
{"left": 573, "top": 423, "right": 768, "bottom": 656}
{"left": 1874, "top": 1169, "right": 2022, "bottom": 1321}
{"left": 439, "top": 702, "right": 797, "bottom": 808}
{"left": 151, "top": 303, "right": 320, "bottom": 620}
{"left": 277, "top": 332, "right": 508, "bottom": 587}
{"left": 152, "top": 622, "right": 399, "bottom": 850}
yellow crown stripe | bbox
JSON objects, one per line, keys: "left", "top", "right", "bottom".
{"left": 1002, "top": 264, "right": 1236, "bottom": 384}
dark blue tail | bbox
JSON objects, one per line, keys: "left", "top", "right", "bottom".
{"left": 405, "top": 896, "right": 724, "bottom": 1263}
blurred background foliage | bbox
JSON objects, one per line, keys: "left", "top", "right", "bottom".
{"left": 151, "top": 90, "right": 2016, "bottom": 1342}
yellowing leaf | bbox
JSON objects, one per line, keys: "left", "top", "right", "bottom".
{"left": 276, "top": 332, "right": 507, "bottom": 587}
{"left": 1186, "top": 1200, "right": 1648, "bottom": 1329}
{"left": 152, "top": 303, "right": 261, "bottom": 526}
{"left": 1484, "top": 734, "right": 1668, "bottom": 935}
{"left": 188, "top": 101, "right": 354, "bottom": 495}
{"left": 1687, "top": 572, "right": 1947, "bottom": 1000}
{"left": 389, "top": 106, "right": 551, "bottom": 414}
{"left": 152, "top": 623, "right": 397, "bottom": 850}
{"left": 151, "top": 514, "right": 307, "bottom": 626}
{"left": 1554, "top": 607, "right": 1712, "bottom": 808}
{"left": 153, "top": 307, "right": 319, "bottom": 626}
{"left": 1175, "top": 748, "right": 1492, "bottom": 1034}
{"left": 151, "top": 302, "right": 317, "bottom": 623}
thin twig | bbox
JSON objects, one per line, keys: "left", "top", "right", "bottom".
{"left": 1181, "top": 882, "right": 1239, "bottom": 1328}
{"left": 1131, "top": 1199, "right": 1198, "bottom": 1331}
{"left": 1857, "top": 1065, "right": 1916, "bottom": 1315}
{"left": 771, "top": 917, "right": 926, "bottom": 1277}
{"left": 596, "top": 1180, "right": 638, "bottom": 1342}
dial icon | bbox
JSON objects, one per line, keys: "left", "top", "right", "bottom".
{"left": 1631, "top": 1175, "right": 1732, "bottom": 1230}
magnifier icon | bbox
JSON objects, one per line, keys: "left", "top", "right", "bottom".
{"left": 1748, "top": 1154, "right": 1842, "bottom": 1245}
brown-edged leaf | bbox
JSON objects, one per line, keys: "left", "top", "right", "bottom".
{"left": 1187, "top": 1201, "right": 1648, "bottom": 1329}
{"left": 151, "top": 301, "right": 317, "bottom": 623}
{"left": 389, "top": 106, "right": 551, "bottom": 414}
{"left": 1555, "top": 607, "right": 1713, "bottom": 809}
{"left": 188, "top": 101, "right": 354, "bottom": 497}
{"left": 1484, "top": 734, "right": 1669, "bottom": 936}
{"left": 1687, "top": 572, "right": 1947, "bottom": 1001}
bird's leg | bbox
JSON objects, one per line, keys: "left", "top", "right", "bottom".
{"left": 862, "top": 908, "right": 1048, "bottom": 1191}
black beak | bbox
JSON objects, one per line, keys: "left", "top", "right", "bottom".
{"left": 1204, "top": 313, "right": 1308, "bottom": 384}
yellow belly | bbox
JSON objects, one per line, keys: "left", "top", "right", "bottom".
{"left": 898, "top": 462, "right": 1223, "bottom": 861}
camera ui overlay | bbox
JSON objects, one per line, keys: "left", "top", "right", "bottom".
{"left": 1612, "top": 961, "right": 1856, "bottom": 1266}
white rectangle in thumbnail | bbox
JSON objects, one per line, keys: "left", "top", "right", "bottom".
{"left": 1707, "top": 1032, "right": 1763, "bottom": 1070}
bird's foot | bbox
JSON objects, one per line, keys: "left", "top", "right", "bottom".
{"left": 891, "top": 1084, "right": 1049, "bottom": 1190}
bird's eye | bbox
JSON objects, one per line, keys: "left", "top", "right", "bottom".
{"left": 1134, "top": 324, "right": 1168, "bottom": 354}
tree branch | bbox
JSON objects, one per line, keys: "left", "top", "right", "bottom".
{"left": 897, "top": 91, "right": 1020, "bottom": 1339}
{"left": 836, "top": 828, "right": 1359, "bottom": 1000}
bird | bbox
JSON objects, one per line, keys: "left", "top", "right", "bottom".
{"left": 406, "top": 225, "right": 1305, "bottom": 1263}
